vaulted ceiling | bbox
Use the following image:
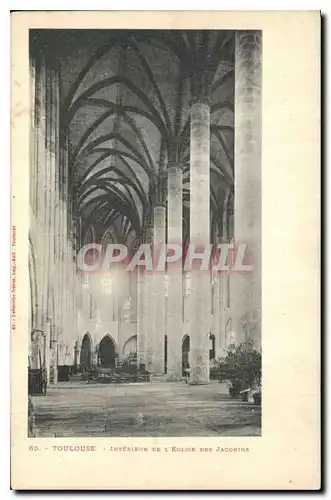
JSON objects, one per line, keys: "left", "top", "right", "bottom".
{"left": 33, "top": 29, "right": 235, "bottom": 247}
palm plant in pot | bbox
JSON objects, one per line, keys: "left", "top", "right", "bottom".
{"left": 218, "top": 340, "right": 262, "bottom": 403}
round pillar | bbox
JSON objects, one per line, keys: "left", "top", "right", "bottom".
{"left": 232, "top": 31, "right": 262, "bottom": 348}
{"left": 166, "top": 163, "right": 183, "bottom": 380}
{"left": 189, "top": 99, "right": 211, "bottom": 385}
{"left": 153, "top": 204, "right": 166, "bottom": 374}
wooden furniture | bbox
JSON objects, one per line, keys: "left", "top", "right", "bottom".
{"left": 28, "top": 367, "right": 47, "bottom": 396}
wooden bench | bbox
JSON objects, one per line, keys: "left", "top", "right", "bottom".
{"left": 86, "top": 367, "right": 151, "bottom": 384}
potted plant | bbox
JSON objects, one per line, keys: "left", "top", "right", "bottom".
{"left": 252, "top": 385, "right": 262, "bottom": 405}
{"left": 218, "top": 340, "right": 262, "bottom": 400}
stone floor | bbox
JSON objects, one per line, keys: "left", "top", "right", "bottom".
{"left": 32, "top": 380, "right": 261, "bottom": 437}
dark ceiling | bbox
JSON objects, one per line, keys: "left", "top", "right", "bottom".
{"left": 30, "top": 29, "right": 235, "bottom": 247}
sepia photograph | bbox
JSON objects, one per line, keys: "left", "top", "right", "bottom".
{"left": 10, "top": 10, "right": 320, "bottom": 490}
{"left": 28, "top": 28, "right": 262, "bottom": 438}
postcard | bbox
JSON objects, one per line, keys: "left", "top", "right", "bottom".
{"left": 11, "top": 10, "right": 320, "bottom": 490}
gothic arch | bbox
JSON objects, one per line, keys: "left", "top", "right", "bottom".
{"left": 98, "top": 334, "right": 117, "bottom": 368}
{"left": 222, "top": 187, "right": 234, "bottom": 310}
{"left": 123, "top": 335, "right": 137, "bottom": 358}
{"left": 101, "top": 229, "right": 116, "bottom": 247}
{"left": 181, "top": 334, "right": 190, "bottom": 376}
{"left": 80, "top": 332, "right": 93, "bottom": 371}
{"left": 209, "top": 333, "right": 216, "bottom": 360}
{"left": 83, "top": 224, "right": 96, "bottom": 246}
{"left": 227, "top": 191, "right": 234, "bottom": 241}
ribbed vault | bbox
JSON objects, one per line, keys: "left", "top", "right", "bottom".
{"left": 47, "top": 29, "right": 235, "bottom": 246}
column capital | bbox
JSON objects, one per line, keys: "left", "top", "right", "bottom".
{"left": 167, "top": 161, "right": 183, "bottom": 173}
{"left": 155, "top": 171, "right": 167, "bottom": 206}
{"left": 190, "top": 96, "right": 211, "bottom": 107}
{"left": 142, "top": 209, "right": 151, "bottom": 226}
{"left": 167, "top": 137, "right": 183, "bottom": 164}
{"left": 235, "top": 30, "right": 262, "bottom": 49}
{"left": 154, "top": 202, "right": 166, "bottom": 210}
{"left": 144, "top": 223, "right": 154, "bottom": 246}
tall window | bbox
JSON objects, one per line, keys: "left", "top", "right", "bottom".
{"left": 183, "top": 272, "right": 191, "bottom": 320}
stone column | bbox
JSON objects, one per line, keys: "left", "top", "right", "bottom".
{"left": 45, "top": 65, "right": 53, "bottom": 323}
{"left": 35, "top": 56, "right": 46, "bottom": 223}
{"left": 60, "top": 135, "right": 69, "bottom": 347}
{"left": 53, "top": 70, "right": 62, "bottom": 351}
{"left": 152, "top": 204, "right": 166, "bottom": 374}
{"left": 29, "top": 56, "right": 40, "bottom": 339}
{"left": 30, "top": 57, "right": 36, "bottom": 214}
{"left": 136, "top": 221, "right": 147, "bottom": 371}
{"left": 49, "top": 338, "right": 58, "bottom": 384}
{"left": 166, "top": 163, "right": 183, "bottom": 380}
{"left": 71, "top": 251, "right": 77, "bottom": 364}
{"left": 30, "top": 330, "right": 42, "bottom": 370}
{"left": 35, "top": 56, "right": 48, "bottom": 336}
{"left": 232, "top": 31, "right": 262, "bottom": 348}
{"left": 46, "top": 66, "right": 59, "bottom": 384}
{"left": 217, "top": 190, "right": 230, "bottom": 357}
{"left": 144, "top": 224, "right": 154, "bottom": 373}
{"left": 44, "top": 320, "right": 51, "bottom": 379}
{"left": 210, "top": 221, "right": 221, "bottom": 357}
{"left": 91, "top": 342, "right": 98, "bottom": 366}
{"left": 74, "top": 341, "right": 80, "bottom": 367}
{"left": 30, "top": 56, "right": 46, "bottom": 365}
{"left": 137, "top": 267, "right": 147, "bottom": 370}
{"left": 189, "top": 99, "right": 211, "bottom": 385}
{"left": 58, "top": 133, "right": 66, "bottom": 347}
{"left": 212, "top": 266, "right": 221, "bottom": 356}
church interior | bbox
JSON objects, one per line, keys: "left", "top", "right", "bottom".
{"left": 28, "top": 29, "right": 262, "bottom": 390}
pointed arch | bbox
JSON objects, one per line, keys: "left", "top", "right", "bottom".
{"left": 63, "top": 37, "right": 123, "bottom": 115}
{"left": 129, "top": 39, "right": 172, "bottom": 133}
{"left": 80, "top": 332, "right": 93, "bottom": 372}
{"left": 209, "top": 333, "right": 216, "bottom": 360}
{"left": 68, "top": 75, "right": 167, "bottom": 137}
{"left": 101, "top": 228, "right": 116, "bottom": 247}
{"left": 123, "top": 335, "right": 137, "bottom": 357}
{"left": 98, "top": 334, "right": 117, "bottom": 368}
{"left": 83, "top": 225, "right": 96, "bottom": 245}
{"left": 77, "top": 132, "right": 153, "bottom": 179}
{"left": 182, "top": 334, "right": 190, "bottom": 377}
